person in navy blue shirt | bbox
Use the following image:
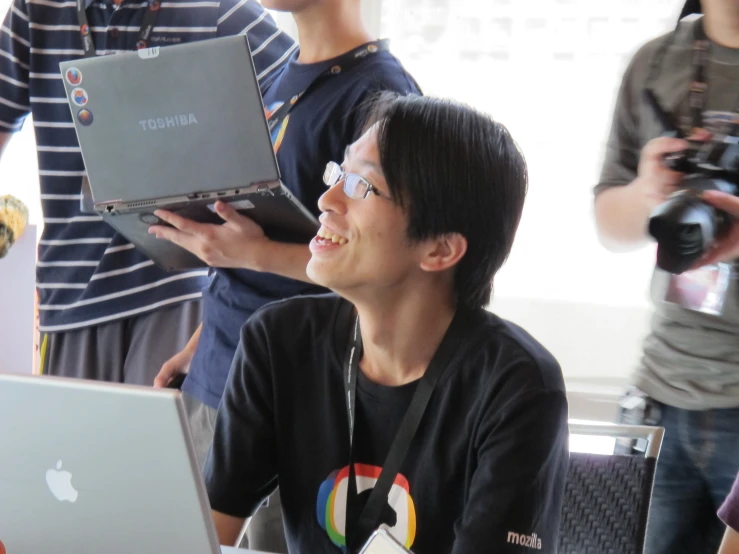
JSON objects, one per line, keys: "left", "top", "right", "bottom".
{"left": 205, "top": 93, "right": 569, "bottom": 554}
{"left": 151, "top": 1, "right": 418, "bottom": 550}
{"left": 0, "top": 0, "right": 293, "bottom": 384}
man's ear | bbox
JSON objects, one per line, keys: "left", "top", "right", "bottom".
{"left": 419, "top": 233, "right": 467, "bottom": 273}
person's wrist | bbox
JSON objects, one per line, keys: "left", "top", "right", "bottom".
{"left": 245, "top": 237, "right": 273, "bottom": 273}
{"left": 631, "top": 175, "right": 666, "bottom": 209}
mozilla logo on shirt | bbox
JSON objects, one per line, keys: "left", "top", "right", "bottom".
{"left": 507, "top": 531, "right": 542, "bottom": 550}
{"left": 316, "top": 463, "right": 416, "bottom": 549}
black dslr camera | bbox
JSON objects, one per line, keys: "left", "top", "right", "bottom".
{"left": 645, "top": 90, "right": 739, "bottom": 274}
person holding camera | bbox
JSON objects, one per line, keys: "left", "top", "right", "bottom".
{"left": 593, "top": 1, "right": 739, "bottom": 552}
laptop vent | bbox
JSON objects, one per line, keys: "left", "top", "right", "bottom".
{"left": 127, "top": 200, "right": 157, "bottom": 208}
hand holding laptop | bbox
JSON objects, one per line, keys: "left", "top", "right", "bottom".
{"left": 150, "top": 201, "right": 269, "bottom": 270}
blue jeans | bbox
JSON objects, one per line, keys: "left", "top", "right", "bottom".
{"left": 621, "top": 399, "right": 739, "bottom": 554}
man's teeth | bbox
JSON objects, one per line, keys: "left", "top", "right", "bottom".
{"left": 317, "top": 226, "right": 348, "bottom": 245}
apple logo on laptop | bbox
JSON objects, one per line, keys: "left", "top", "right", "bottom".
{"left": 45, "top": 460, "right": 78, "bottom": 503}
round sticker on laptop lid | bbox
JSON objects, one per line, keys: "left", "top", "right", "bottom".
{"left": 71, "top": 87, "right": 88, "bottom": 107}
{"left": 65, "top": 67, "right": 82, "bottom": 86}
{"left": 77, "top": 109, "right": 93, "bottom": 126}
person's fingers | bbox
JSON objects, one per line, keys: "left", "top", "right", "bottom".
{"left": 695, "top": 224, "right": 739, "bottom": 267}
{"left": 702, "top": 190, "right": 739, "bottom": 219}
{"left": 154, "top": 362, "right": 175, "bottom": 388}
{"left": 148, "top": 224, "right": 203, "bottom": 256}
{"left": 643, "top": 136, "right": 689, "bottom": 159}
{"left": 153, "top": 209, "right": 205, "bottom": 234}
{"left": 214, "top": 201, "right": 239, "bottom": 222}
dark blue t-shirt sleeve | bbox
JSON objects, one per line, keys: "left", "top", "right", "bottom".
{"left": 452, "top": 388, "right": 569, "bottom": 554}
{"left": 344, "top": 59, "right": 422, "bottom": 143}
{"left": 204, "top": 312, "right": 278, "bottom": 518}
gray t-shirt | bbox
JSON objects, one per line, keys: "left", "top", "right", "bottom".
{"left": 596, "top": 17, "right": 739, "bottom": 410}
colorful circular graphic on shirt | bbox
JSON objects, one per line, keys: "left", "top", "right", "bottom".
{"left": 71, "top": 87, "right": 88, "bottom": 107}
{"left": 77, "top": 109, "right": 93, "bottom": 126}
{"left": 136, "top": 40, "right": 147, "bottom": 50}
{"left": 316, "top": 463, "right": 417, "bottom": 549}
{"left": 65, "top": 67, "right": 82, "bottom": 86}
{"left": 149, "top": 0, "right": 161, "bottom": 10}
{"left": 80, "top": 23, "right": 90, "bottom": 36}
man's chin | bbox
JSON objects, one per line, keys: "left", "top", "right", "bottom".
{"left": 306, "top": 262, "right": 333, "bottom": 289}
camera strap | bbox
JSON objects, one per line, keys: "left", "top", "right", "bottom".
{"left": 690, "top": 19, "right": 739, "bottom": 135}
{"left": 690, "top": 19, "right": 712, "bottom": 132}
{"left": 342, "top": 308, "right": 471, "bottom": 552}
{"left": 76, "top": 0, "right": 161, "bottom": 58}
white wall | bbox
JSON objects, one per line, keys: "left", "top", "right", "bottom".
{"left": 0, "top": 225, "right": 37, "bottom": 374}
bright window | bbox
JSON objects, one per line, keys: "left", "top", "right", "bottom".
{"left": 379, "top": 0, "right": 682, "bottom": 308}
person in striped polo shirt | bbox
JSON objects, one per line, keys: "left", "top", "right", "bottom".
{"left": 0, "top": 0, "right": 294, "bottom": 383}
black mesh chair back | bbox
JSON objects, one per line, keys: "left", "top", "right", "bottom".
{"left": 558, "top": 423, "right": 664, "bottom": 554}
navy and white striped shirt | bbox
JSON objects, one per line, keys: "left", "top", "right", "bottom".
{"left": 0, "top": 0, "right": 295, "bottom": 332}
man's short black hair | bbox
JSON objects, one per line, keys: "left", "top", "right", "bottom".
{"left": 364, "top": 92, "right": 528, "bottom": 310}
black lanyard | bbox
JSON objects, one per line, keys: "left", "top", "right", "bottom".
{"left": 75, "top": 0, "right": 162, "bottom": 58}
{"left": 265, "top": 40, "right": 390, "bottom": 134}
{"left": 342, "top": 308, "right": 470, "bottom": 552}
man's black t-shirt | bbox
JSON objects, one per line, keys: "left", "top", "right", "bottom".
{"left": 205, "top": 295, "right": 569, "bottom": 554}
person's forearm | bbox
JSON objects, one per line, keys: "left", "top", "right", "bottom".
{"left": 719, "top": 526, "right": 739, "bottom": 554}
{"left": 254, "top": 241, "right": 314, "bottom": 284}
{"left": 0, "top": 132, "right": 12, "bottom": 162}
{"left": 593, "top": 178, "right": 660, "bottom": 252}
{"left": 212, "top": 510, "right": 246, "bottom": 546}
{"left": 186, "top": 323, "right": 202, "bottom": 353}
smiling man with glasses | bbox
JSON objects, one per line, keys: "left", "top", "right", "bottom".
{"left": 323, "top": 160, "right": 393, "bottom": 201}
{"left": 204, "top": 93, "right": 569, "bottom": 554}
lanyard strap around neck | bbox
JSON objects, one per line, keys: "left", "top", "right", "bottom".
{"left": 342, "top": 308, "right": 470, "bottom": 552}
{"left": 265, "top": 40, "right": 390, "bottom": 134}
{"left": 76, "top": 0, "right": 162, "bottom": 58}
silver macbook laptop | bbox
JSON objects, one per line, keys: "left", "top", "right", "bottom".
{"left": 0, "top": 373, "right": 235, "bottom": 554}
{"left": 58, "top": 36, "right": 318, "bottom": 271}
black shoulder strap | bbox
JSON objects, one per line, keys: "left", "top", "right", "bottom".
{"left": 347, "top": 308, "right": 474, "bottom": 552}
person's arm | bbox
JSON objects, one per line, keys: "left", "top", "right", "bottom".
{"left": 594, "top": 136, "right": 689, "bottom": 251}
{"left": 212, "top": 510, "right": 247, "bottom": 547}
{"left": 451, "top": 388, "right": 569, "bottom": 554}
{"left": 216, "top": 0, "right": 296, "bottom": 83}
{"left": 203, "top": 312, "right": 279, "bottom": 543}
{"left": 149, "top": 202, "right": 314, "bottom": 283}
{"left": 153, "top": 322, "right": 202, "bottom": 387}
{"left": 0, "top": 132, "right": 12, "bottom": 159}
{"left": 0, "top": 0, "right": 33, "bottom": 146}
{"left": 593, "top": 38, "right": 687, "bottom": 252}
{"left": 719, "top": 527, "right": 739, "bottom": 554}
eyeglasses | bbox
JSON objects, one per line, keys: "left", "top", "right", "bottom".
{"left": 323, "top": 161, "right": 391, "bottom": 200}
